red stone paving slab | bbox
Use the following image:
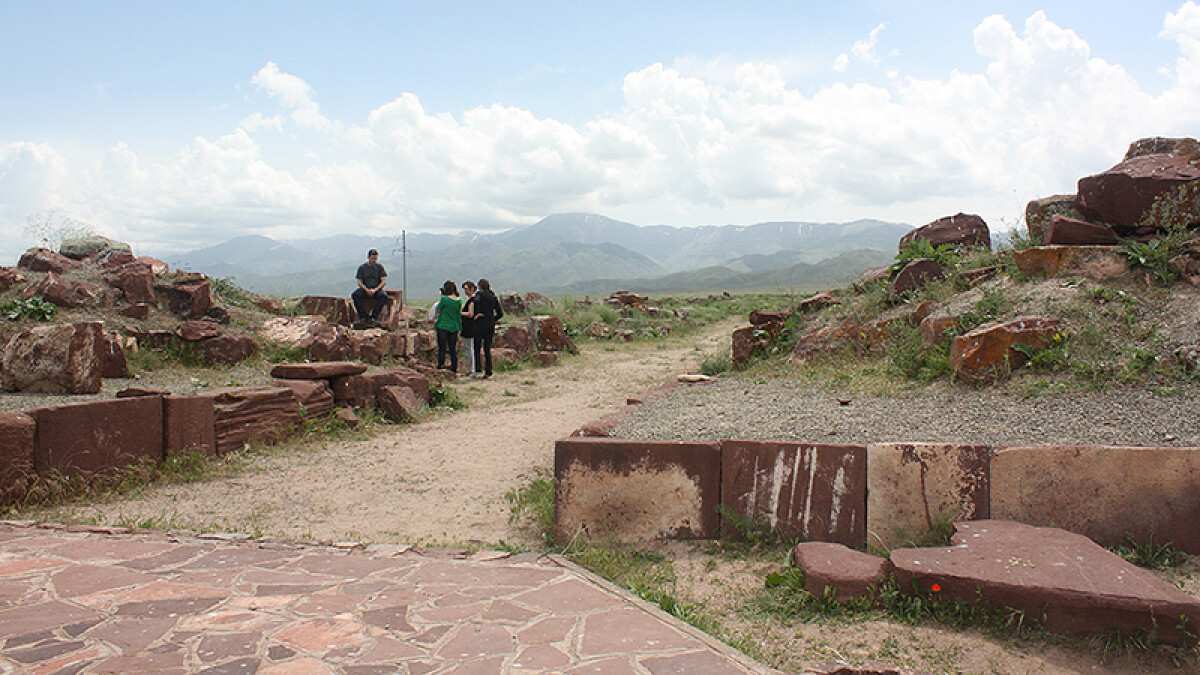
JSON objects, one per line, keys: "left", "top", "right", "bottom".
{"left": 0, "top": 522, "right": 775, "bottom": 673}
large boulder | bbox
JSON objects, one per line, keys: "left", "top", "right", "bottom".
{"left": 949, "top": 317, "right": 1063, "bottom": 384}
{"left": 898, "top": 213, "right": 990, "bottom": 250}
{"left": 1076, "top": 152, "right": 1200, "bottom": 234}
{"left": 59, "top": 235, "right": 131, "bottom": 260}
{"left": 192, "top": 332, "right": 259, "bottom": 365}
{"left": 176, "top": 320, "right": 224, "bottom": 342}
{"left": 797, "top": 292, "right": 840, "bottom": 313}
{"left": 103, "top": 261, "right": 156, "bottom": 304}
{"left": 1025, "top": 195, "right": 1084, "bottom": 244}
{"left": 891, "top": 520, "right": 1200, "bottom": 646}
{"left": 17, "top": 248, "right": 75, "bottom": 274}
{"left": 1124, "top": 136, "right": 1200, "bottom": 162}
{"left": 889, "top": 258, "right": 944, "bottom": 299}
{"left": 528, "top": 316, "right": 578, "bottom": 354}
{"left": 2, "top": 322, "right": 104, "bottom": 394}
{"left": 500, "top": 292, "right": 528, "bottom": 316}
{"left": 22, "top": 272, "right": 95, "bottom": 307}
{"left": 494, "top": 325, "right": 534, "bottom": 354}
{"left": 155, "top": 278, "right": 212, "bottom": 319}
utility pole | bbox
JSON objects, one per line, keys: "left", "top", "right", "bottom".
{"left": 392, "top": 231, "right": 408, "bottom": 306}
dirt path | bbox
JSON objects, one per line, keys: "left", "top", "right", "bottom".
{"left": 54, "top": 320, "right": 736, "bottom": 546}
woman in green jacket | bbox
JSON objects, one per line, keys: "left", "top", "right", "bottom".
{"left": 433, "top": 280, "right": 463, "bottom": 372}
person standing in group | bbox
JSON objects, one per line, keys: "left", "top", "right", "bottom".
{"left": 472, "top": 278, "right": 503, "bottom": 378}
{"left": 459, "top": 281, "right": 479, "bottom": 377}
{"left": 432, "top": 280, "right": 462, "bottom": 372}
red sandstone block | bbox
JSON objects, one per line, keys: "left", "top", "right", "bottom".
{"left": 721, "top": 440, "right": 866, "bottom": 547}
{"left": 28, "top": 397, "right": 163, "bottom": 477}
{"left": 554, "top": 437, "right": 721, "bottom": 543}
{"left": 330, "top": 369, "right": 430, "bottom": 408}
{"left": 0, "top": 412, "right": 36, "bottom": 504}
{"left": 163, "top": 396, "right": 215, "bottom": 457}
{"left": 992, "top": 445, "right": 1200, "bottom": 555}
{"left": 867, "top": 442, "right": 991, "bottom": 550}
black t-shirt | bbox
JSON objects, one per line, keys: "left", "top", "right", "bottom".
{"left": 461, "top": 294, "right": 477, "bottom": 338}
{"left": 356, "top": 262, "right": 387, "bottom": 289}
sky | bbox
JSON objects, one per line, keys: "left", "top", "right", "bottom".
{"left": 3, "top": 1, "right": 1200, "bottom": 264}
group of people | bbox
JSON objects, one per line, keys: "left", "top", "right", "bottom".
{"left": 431, "top": 279, "right": 503, "bottom": 377}
{"left": 349, "top": 248, "right": 503, "bottom": 377}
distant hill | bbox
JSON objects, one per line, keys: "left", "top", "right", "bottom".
{"left": 170, "top": 213, "right": 910, "bottom": 299}
{"left": 546, "top": 249, "right": 895, "bottom": 296}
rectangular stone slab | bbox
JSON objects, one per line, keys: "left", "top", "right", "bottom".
{"left": 554, "top": 438, "right": 721, "bottom": 543}
{"left": 163, "top": 396, "right": 215, "bottom": 457}
{"left": 720, "top": 440, "right": 865, "bottom": 547}
{"left": 867, "top": 442, "right": 991, "bottom": 551}
{"left": 892, "top": 520, "right": 1200, "bottom": 646}
{"left": 29, "top": 397, "right": 163, "bottom": 477}
{"left": 0, "top": 412, "right": 35, "bottom": 504}
{"left": 992, "top": 444, "right": 1200, "bottom": 555}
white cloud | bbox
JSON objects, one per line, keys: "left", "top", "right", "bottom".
{"left": 835, "top": 22, "right": 887, "bottom": 71}
{"left": 4, "top": 7, "right": 1200, "bottom": 260}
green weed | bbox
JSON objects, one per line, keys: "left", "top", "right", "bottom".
{"left": 2, "top": 296, "right": 56, "bottom": 321}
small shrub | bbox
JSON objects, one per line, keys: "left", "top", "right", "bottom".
{"left": 1119, "top": 239, "right": 1177, "bottom": 283}
{"left": 891, "top": 239, "right": 960, "bottom": 277}
{"left": 505, "top": 473, "right": 555, "bottom": 544}
{"left": 700, "top": 352, "right": 733, "bottom": 376}
{"left": 2, "top": 296, "right": 56, "bottom": 321}
{"left": 1113, "top": 536, "right": 1190, "bottom": 570}
{"left": 883, "top": 319, "right": 950, "bottom": 381}
{"left": 429, "top": 384, "right": 466, "bottom": 409}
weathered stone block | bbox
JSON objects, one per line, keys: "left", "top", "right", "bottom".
{"left": 866, "top": 442, "right": 990, "bottom": 551}
{"left": 991, "top": 445, "right": 1200, "bottom": 555}
{"left": 377, "top": 385, "right": 423, "bottom": 423}
{"left": 0, "top": 413, "right": 36, "bottom": 504}
{"left": 300, "top": 296, "right": 355, "bottom": 326}
{"left": 554, "top": 438, "right": 721, "bottom": 543}
{"left": 720, "top": 440, "right": 866, "bottom": 547}
{"left": 155, "top": 279, "right": 212, "bottom": 319}
{"left": 202, "top": 386, "right": 300, "bottom": 455}
{"left": 163, "top": 395, "right": 215, "bottom": 456}
{"left": 330, "top": 368, "right": 429, "bottom": 408}
{"left": 892, "top": 520, "right": 1200, "bottom": 646}
{"left": 2, "top": 322, "right": 104, "bottom": 394}
{"left": 273, "top": 379, "right": 334, "bottom": 419}
{"left": 1012, "top": 245, "right": 1128, "bottom": 280}
{"left": 949, "top": 317, "right": 1063, "bottom": 384}
{"left": 28, "top": 397, "right": 163, "bottom": 477}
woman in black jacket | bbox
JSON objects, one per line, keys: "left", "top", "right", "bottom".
{"left": 472, "top": 278, "right": 503, "bottom": 378}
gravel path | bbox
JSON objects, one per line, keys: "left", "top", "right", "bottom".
{"left": 612, "top": 378, "right": 1200, "bottom": 447}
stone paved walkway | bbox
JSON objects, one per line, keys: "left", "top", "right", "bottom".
{"left": 0, "top": 521, "right": 775, "bottom": 674}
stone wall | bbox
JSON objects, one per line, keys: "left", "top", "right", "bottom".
{"left": 0, "top": 363, "right": 431, "bottom": 506}
{"left": 558, "top": 422, "right": 1200, "bottom": 554}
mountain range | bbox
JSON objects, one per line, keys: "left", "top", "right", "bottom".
{"left": 170, "top": 213, "right": 911, "bottom": 300}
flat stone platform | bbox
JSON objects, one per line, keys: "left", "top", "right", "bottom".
{"left": 0, "top": 521, "right": 773, "bottom": 674}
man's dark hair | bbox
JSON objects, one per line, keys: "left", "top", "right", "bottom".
{"left": 368, "top": 249, "right": 379, "bottom": 256}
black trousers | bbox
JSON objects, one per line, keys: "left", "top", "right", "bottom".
{"left": 475, "top": 323, "right": 495, "bottom": 375}
{"left": 436, "top": 329, "right": 458, "bottom": 372}
{"left": 351, "top": 287, "right": 390, "bottom": 320}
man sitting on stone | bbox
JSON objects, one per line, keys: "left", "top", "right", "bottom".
{"left": 351, "top": 249, "right": 390, "bottom": 325}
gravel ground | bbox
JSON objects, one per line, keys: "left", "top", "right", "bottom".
{"left": 612, "top": 377, "right": 1200, "bottom": 447}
